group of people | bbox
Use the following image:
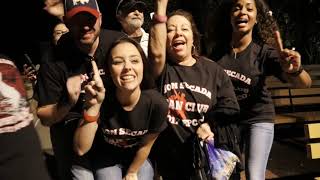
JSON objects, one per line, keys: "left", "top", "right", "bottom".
{"left": 1, "top": 0, "right": 312, "bottom": 180}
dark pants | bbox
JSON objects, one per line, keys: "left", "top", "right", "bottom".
{"left": 51, "top": 119, "right": 92, "bottom": 180}
{"left": 50, "top": 119, "right": 79, "bottom": 180}
{"left": 0, "top": 125, "right": 50, "bottom": 180}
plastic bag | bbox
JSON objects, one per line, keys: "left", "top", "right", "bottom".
{"left": 205, "top": 139, "right": 240, "bottom": 180}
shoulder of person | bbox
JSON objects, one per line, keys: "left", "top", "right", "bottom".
{"left": 53, "top": 34, "right": 76, "bottom": 58}
{"left": 56, "top": 32, "right": 72, "bottom": 47}
{"left": 142, "top": 90, "right": 169, "bottom": 117}
{"left": 100, "top": 29, "right": 127, "bottom": 38}
{"left": 142, "top": 89, "right": 167, "bottom": 104}
{"left": 198, "top": 56, "right": 223, "bottom": 69}
{"left": 199, "top": 56, "right": 215, "bottom": 63}
{"left": 252, "top": 42, "right": 280, "bottom": 65}
{"left": 143, "top": 89, "right": 163, "bottom": 99}
{"left": 199, "top": 56, "right": 230, "bottom": 77}
{"left": 253, "top": 42, "right": 277, "bottom": 56}
{"left": 99, "top": 29, "right": 127, "bottom": 50}
{"left": 38, "top": 60, "right": 67, "bottom": 77}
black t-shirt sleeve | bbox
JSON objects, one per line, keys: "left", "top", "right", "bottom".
{"left": 148, "top": 90, "right": 168, "bottom": 133}
{"left": 102, "top": 30, "right": 127, "bottom": 49}
{"left": 263, "top": 45, "right": 286, "bottom": 82}
{"left": 208, "top": 67, "right": 240, "bottom": 122}
{"left": 34, "top": 62, "right": 65, "bottom": 107}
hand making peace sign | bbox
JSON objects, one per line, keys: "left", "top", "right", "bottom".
{"left": 274, "top": 30, "right": 302, "bottom": 74}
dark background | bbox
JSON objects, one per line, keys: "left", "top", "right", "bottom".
{"left": 0, "top": 0, "right": 319, "bottom": 70}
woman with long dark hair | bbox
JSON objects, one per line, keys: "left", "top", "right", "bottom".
{"left": 209, "top": 0, "right": 312, "bottom": 179}
{"left": 73, "top": 37, "right": 168, "bottom": 180}
{"left": 149, "top": 0, "right": 241, "bottom": 179}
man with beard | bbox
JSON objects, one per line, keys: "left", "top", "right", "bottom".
{"left": 116, "top": 0, "right": 149, "bottom": 56}
{"left": 34, "top": 0, "right": 124, "bottom": 179}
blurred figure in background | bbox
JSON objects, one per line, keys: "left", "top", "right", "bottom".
{"left": 22, "top": 21, "right": 69, "bottom": 84}
{"left": 0, "top": 54, "right": 50, "bottom": 180}
{"left": 116, "top": 0, "right": 149, "bottom": 56}
{"left": 53, "top": 22, "right": 69, "bottom": 45}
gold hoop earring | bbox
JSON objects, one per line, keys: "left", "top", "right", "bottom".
{"left": 192, "top": 45, "right": 196, "bottom": 55}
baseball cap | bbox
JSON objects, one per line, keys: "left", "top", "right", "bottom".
{"left": 64, "top": 0, "right": 100, "bottom": 21}
{"left": 116, "top": 0, "right": 146, "bottom": 16}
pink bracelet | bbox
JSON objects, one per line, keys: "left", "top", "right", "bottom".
{"left": 153, "top": 14, "right": 167, "bottom": 23}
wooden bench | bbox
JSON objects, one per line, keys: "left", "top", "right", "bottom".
{"left": 267, "top": 64, "right": 320, "bottom": 159}
{"left": 305, "top": 123, "right": 320, "bottom": 159}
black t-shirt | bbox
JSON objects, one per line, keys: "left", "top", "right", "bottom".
{"left": 216, "top": 42, "right": 286, "bottom": 124}
{"left": 157, "top": 56, "right": 240, "bottom": 143}
{"left": 34, "top": 29, "right": 124, "bottom": 170}
{"left": 92, "top": 89, "right": 168, "bottom": 168}
{"left": 35, "top": 29, "right": 124, "bottom": 125}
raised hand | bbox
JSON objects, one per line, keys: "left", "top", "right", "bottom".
{"left": 23, "top": 64, "right": 37, "bottom": 83}
{"left": 43, "top": 0, "right": 64, "bottom": 20}
{"left": 274, "top": 30, "right": 302, "bottom": 73}
{"left": 84, "top": 60, "right": 105, "bottom": 108}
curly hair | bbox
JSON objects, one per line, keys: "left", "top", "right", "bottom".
{"left": 208, "top": 0, "right": 279, "bottom": 59}
{"left": 168, "top": 9, "right": 201, "bottom": 59}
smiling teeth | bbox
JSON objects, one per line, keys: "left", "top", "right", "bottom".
{"left": 121, "top": 75, "right": 134, "bottom": 80}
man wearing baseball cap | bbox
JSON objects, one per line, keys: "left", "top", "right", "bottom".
{"left": 35, "top": 0, "right": 124, "bottom": 179}
{"left": 116, "top": 0, "right": 149, "bottom": 56}
{"left": 64, "top": 0, "right": 100, "bottom": 20}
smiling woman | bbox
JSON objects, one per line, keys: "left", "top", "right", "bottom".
{"left": 149, "top": 0, "right": 241, "bottom": 179}
{"left": 72, "top": 37, "right": 168, "bottom": 180}
{"left": 109, "top": 42, "right": 144, "bottom": 94}
{"left": 210, "top": 0, "right": 312, "bottom": 179}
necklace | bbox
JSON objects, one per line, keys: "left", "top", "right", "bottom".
{"left": 232, "top": 46, "right": 237, "bottom": 59}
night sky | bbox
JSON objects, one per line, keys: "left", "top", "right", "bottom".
{"left": 1, "top": 0, "right": 319, "bottom": 67}
{"left": 0, "top": 0, "right": 121, "bottom": 69}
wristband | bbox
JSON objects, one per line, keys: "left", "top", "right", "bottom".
{"left": 153, "top": 14, "right": 167, "bottom": 23}
{"left": 83, "top": 110, "right": 100, "bottom": 123}
{"left": 286, "top": 66, "right": 304, "bottom": 77}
